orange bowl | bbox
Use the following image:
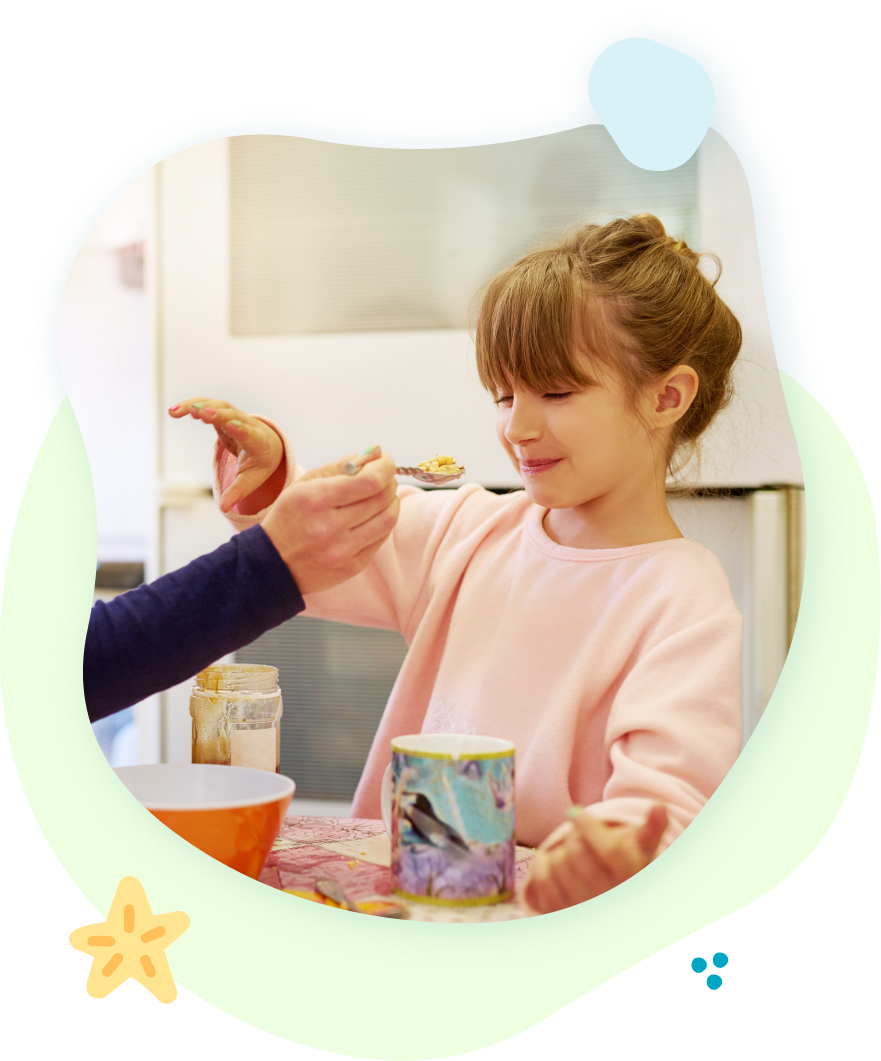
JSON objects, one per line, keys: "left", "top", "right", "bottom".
{"left": 115, "top": 764, "right": 295, "bottom": 878}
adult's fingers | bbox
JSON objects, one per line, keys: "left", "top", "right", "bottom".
{"left": 328, "top": 479, "right": 399, "bottom": 532}
{"left": 349, "top": 529, "right": 395, "bottom": 573}
{"left": 350, "top": 445, "right": 383, "bottom": 470}
{"left": 314, "top": 498, "right": 399, "bottom": 579}
{"left": 298, "top": 456, "right": 357, "bottom": 483}
{"left": 341, "top": 452, "right": 397, "bottom": 497}
{"left": 309, "top": 454, "right": 398, "bottom": 506}
{"left": 343, "top": 494, "right": 401, "bottom": 553}
{"left": 299, "top": 446, "right": 383, "bottom": 483}
{"left": 320, "top": 498, "right": 401, "bottom": 583}
{"left": 336, "top": 445, "right": 384, "bottom": 474}
{"left": 279, "top": 467, "right": 396, "bottom": 529}
{"left": 289, "top": 495, "right": 400, "bottom": 594}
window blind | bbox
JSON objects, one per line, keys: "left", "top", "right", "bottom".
{"left": 230, "top": 129, "right": 698, "bottom": 335}
{"left": 235, "top": 616, "right": 408, "bottom": 800}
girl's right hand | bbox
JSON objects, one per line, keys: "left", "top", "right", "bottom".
{"left": 168, "top": 398, "right": 285, "bottom": 514}
{"left": 522, "top": 804, "right": 668, "bottom": 913}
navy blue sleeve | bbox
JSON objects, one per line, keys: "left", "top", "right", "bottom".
{"left": 84, "top": 525, "right": 305, "bottom": 722}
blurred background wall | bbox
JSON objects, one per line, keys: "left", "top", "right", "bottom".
{"left": 58, "top": 130, "right": 804, "bottom": 809}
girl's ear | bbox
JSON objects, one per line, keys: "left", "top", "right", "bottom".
{"left": 646, "top": 365, "right": 699, "bottom": 428}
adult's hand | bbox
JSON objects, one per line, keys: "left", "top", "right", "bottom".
{"left": 261, "top": 450, "right": 400, "bottom": 594}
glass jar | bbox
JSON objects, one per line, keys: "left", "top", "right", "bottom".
{"left": 190, "top": 664, "right": 282, "bottom": 773}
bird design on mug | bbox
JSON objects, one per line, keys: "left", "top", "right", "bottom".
{"left": 488, "top": 771, "right": 512, "bottom": 813}
{"left": 401, "top": 792, "right": 471, "bottom": 860}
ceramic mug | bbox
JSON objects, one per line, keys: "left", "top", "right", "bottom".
{"left": 380, "top": 733, "right": 515, "bottom": 906}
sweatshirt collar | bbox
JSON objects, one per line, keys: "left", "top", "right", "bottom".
{"left": 525, "top": 504, "right": 696, "bottom": 562}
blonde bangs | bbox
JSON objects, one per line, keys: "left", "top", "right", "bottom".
{"left": 475, "top": 251, "right": 597, "bottom": 395}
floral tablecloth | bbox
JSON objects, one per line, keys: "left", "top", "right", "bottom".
{"left": 259, "top": 815, "right": 537, "bottom": 922}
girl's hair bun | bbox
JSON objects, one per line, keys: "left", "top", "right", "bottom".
{"left": 633, "top": 213, "right": 699, "bottom": 264}
{"left": 632, "top": 212, "right": 667, "bottom": 239}
{"left": 661, "top": 235, "right": 699, "bottom": 265}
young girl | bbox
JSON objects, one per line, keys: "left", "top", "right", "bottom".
{"left": 171, "top": 214, "right": 744, "bottom": 914}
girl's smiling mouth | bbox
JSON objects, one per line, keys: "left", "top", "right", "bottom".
{"left": 519, "top": 457, "right": 563, "bottom": 476}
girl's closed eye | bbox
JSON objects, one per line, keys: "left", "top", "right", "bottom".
{"left": 494, "top": 390, "right": 573, "bottom": 406}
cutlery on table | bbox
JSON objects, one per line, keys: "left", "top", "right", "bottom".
{"left": 313, "top": 879, "right": 408, "bottom": 918}
{"left": 314, "top": 878, "right": 362, "bottom": 911}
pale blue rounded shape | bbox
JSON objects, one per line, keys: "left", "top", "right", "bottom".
{"left": 588, "top": 38, "right": 715, "bottom": 171}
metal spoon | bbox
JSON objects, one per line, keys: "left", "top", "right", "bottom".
{"left": 343, "top": 461, "right": 465, "bottom": 485}
{"left": 314, "top": 879, "right": 408, "bottom": 918}
{"left": 314, "top": 878, "right": 363, "bottom": 912}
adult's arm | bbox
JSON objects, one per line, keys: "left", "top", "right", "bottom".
{"left": 84, "top": 524, "right": 304, "bottom": 722}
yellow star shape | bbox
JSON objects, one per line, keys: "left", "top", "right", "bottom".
{"left": 69, "top": 876, "right": 190, "bottom": 1003}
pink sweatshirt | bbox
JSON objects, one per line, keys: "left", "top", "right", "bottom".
{"left": 217, "top": 437, "right": 743, "bottom": 849}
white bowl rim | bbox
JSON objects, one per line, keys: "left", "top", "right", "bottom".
{"left": 114, "top": 764, "right": 295, "bottom": 811}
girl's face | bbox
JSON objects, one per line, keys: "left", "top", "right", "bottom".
{"left": 494, "top": 363, "right": 662, "bottom": 511}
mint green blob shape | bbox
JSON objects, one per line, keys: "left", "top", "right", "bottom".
{"left": 1, "top": 378, "right": 876, "bottom": 1059}
{"left": 589, "top": 39, "right": 715, "bottom": 170}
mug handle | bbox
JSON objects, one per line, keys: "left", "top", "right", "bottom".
{"left": 380, "top": 762, "right": 393, "bottom": 835}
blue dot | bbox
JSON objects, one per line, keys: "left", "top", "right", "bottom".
{"left": 713, "top": 952, "right": 729, "bottom": 968}
{"left": 707, "top": 974, "right": 723, "bottom": 990}
{"left": 691, "top": 957, "right": 707, "bottom": 973}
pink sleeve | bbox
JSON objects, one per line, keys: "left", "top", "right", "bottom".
{"left": 299, "top": 484, "right": 514, "bottom": 639}
{"left": 585, "top": 606, "right": 743, "bottom": 852}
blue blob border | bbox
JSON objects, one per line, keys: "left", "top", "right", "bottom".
{"left": 29, "top": 10, "right": 827, "bottom": 426}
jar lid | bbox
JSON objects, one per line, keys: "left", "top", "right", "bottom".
{"left": 193, "top": 663, "right": 279, "bottom": 693}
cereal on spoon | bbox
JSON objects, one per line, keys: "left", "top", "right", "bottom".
{"left": 418, "top": 455, "right": 465, "bottom": 475}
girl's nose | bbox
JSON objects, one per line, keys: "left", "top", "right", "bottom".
{"left": 504, "top": 397, "right": 542, "bottom": 446}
